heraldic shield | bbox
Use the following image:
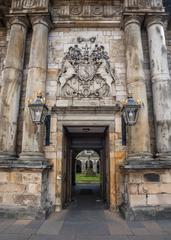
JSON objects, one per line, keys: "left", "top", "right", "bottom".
{"left": 57, "top": 37, "right": 116, "bottom": 98}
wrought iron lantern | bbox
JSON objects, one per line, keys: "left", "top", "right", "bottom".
{"left": 28, "top": 92, "right": 48, "bottom": 125}
{"left": 121, "top": 96, "right": 142, "bottom": 126}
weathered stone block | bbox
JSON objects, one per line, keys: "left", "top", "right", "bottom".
{"left": 9, "top": 172, "right": 22, "bottom": 183}
{"left": 161, "top": 171, "right": 171, "bottom": 183}
{"left": 0, "top": 172, "right": 8, "bottom": 183}
{"left": 147, "top": 194, "right": 171, "bottom": 206}
{"left": 14, "top": 194, "right": 40, "bottom": 207}
{"left": 0, "top": 183, "right": 26, "bottom": 193}
{"left": 128, "top": 184, "right": 139, "bottom": 194}
{"left": 26, "top": 183, "right": 41, "bottom": 194}
{"left": 22, "top": 173, "right": 41, "bottom": 183}
{"left": 129, "top": 194, "right": 147, "bottom": 207}
{"left": 139, "top": 183, "right": 171, "bottom": 194}
{"left": 128, "top": 174, "right": 144, "bottom": 184}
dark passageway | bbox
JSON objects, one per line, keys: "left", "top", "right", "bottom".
{"left": 71, "top": 184, "right": 105, "bottom": 210}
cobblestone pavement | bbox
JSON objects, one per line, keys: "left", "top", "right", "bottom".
{"left": 0, "top": 184, "right": 171, "bottom": 240}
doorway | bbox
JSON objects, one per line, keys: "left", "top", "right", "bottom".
{"left": 61, "top": 126, "right": 109, "bottom": 209}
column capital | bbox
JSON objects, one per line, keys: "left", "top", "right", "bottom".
{"left": 30, "top": 15, "right": 52, "bottom": 30}
{"left": 9, "top": 16, "right": 29, "bottom": 28}
{"left": 123, "top": 15, "right": 144, "bottom": 28}
{"left": 145, "top": 15, "right": 166, "bottom": 28}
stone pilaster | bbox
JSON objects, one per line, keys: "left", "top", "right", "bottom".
{"left": 20, "top": 15, "right": 51, "bottom": 161}
{"left": 124, "top": 15, "right": 152, "bottom": 162}
{"left": 146, "top": 15, "right": 171, "bottom": 160}
{"left": 0, "top": 16, "right": 28, "bottom": 160}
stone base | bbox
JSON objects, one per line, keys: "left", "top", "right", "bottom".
{"left": 120, "top": 204, "right": 171, "bottom": 221}
{"left": 120, "top": 159, "right": 171, "bottom": 221}
{"left": 0, "top": 205, "right": 54, "bottom": 220}
{"left": 0, "top": 157, "right": 52, "bottom": 219}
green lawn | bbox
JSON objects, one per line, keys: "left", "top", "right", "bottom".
{"left": 76, "top": 173, "right": 100, "bottom": 184}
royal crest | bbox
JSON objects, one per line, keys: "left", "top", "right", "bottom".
{"left": 57, "top": 37, "right": 116, "bottom": 98}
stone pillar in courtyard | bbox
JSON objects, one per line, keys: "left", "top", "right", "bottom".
{"left": 0, "top": 16, "right": 28, "bottom": 160}
{"left": 93, "top": 161, "right": 97, "bottom": 173}
{"left": 124, "top": 15, "right": 152, "bottom": 162}
{"left": 146, "top": 15, "right": 171, "bottom": 160}
{"left": 20, "top": 15, "right": 50, "bottom": 161}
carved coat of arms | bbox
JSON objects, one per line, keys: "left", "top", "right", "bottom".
{"left": 57, "top": 37, "right": 116, "bottom": 98}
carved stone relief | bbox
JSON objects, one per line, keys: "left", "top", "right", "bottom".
{"left": 52, "top": 4, "right": 122, "bottom": 21}
{"left": 57, "top": 37, "right": 116, "bottom": 98}
{"left": 124, "top": 0, "right": 163, "bottom": 10}
{"left": 11, "top": 0, "right": 49, "bottom": 11}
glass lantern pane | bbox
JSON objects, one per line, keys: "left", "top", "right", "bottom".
{"left": 30, "top": 105, "right": 44, "bottom": 123}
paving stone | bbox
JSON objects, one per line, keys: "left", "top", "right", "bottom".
{"left": 143, "top": 221, "right": 166, "bottom": 235}
{"left": 3, "top": 223, "right": 27, "bottom": 234}
{"left": 128, "top": 235, "right": 171, "bottom": 240}
{"left": 157, "top": 220, "right": 171, "bottom": 234}
{"left": 104, "top": 211, "right": 126, "bottom": 223}
{"left": 66, "top": 210, "right": 106, "bottom": 222}
{"left": 108, "top": 237, "right": 130, "bottom": 240}
{"left": 27, "top": 220, "right": 44, "bottom": 230}
{"left": 37, "top": 220, "right": 63, "bottom": 235}
{"left": 48, "top": 211, "right": 68, "bottom": 222}
{"left": 60, "top": 222, "right": 110, "bottom": 236}
{"left": 0, "top": 219, "right": 15, "bottom": 233}
{"left": 0, "top": 233, "right": 31, "bottom": 240}
{"left": 77, "top": 236, "right": 129, "bottom": 240}
{"left": 30, "top": 233, "right": 76, "bottom": 240}
{"left": 108, "top": 222, "right": 133, "bottom": 236}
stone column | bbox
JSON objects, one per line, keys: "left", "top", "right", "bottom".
{"left": 124, "top": 16, "right": 152, "bottom": 161}
{"left": 20, "top": 15, "right": 50, "bottom": 161}
{"left": 0, "top": 16, "right": 28, "bottom": 160}
{"left": 93, "top": 161, "right": 97, "bottom": 173}
{"left": 146, "top": 16, "right": 171, "bottom": 160}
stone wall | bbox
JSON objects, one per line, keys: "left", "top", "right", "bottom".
{"left": 121, "top": 169, "right": 171, "bottom": 220}
{"left": 0, "top": 168, "right": 50, "bottom": 219}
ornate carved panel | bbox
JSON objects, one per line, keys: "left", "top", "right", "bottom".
{"left": 57, "top": 37, "right": 116, "bottom": 98}
{"left": 11, "top": 0, "right": 49, "bottom": 13}
{"left": 51, "top": 0, "right": 122, "bottom": 23}
{"left": 124, "top": 0, "right": 164, "bottom": 12}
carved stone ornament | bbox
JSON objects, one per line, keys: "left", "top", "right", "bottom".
{"left": 11, "top": 0, "right": 49, "bottom": 11}
{"left": 57, "top": 37, "right": 116, "bottom": 98}
{"left": 124, "top": 0, "right": 163, "bottom": 9}
{"left": 137, "top": 0, "right": 151, "bottom": 7}
{"left": 52, "top": 4, "right": 122, "bottom": 20}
